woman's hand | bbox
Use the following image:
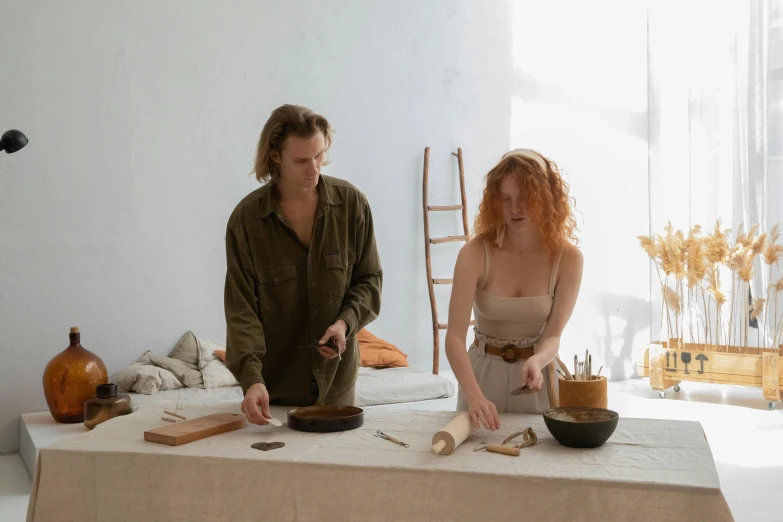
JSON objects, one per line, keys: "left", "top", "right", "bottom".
{"left": 521, "top": 356, "right": 545, "bottom": 393}
{"left": 467, "top": 394, "right": 500, "bottom": 431}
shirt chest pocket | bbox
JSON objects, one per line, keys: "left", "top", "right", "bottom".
{"left": 323, "top": 250, "right": 355, "bottom": 300}
{"left": 257, "top": 263, "right": 299, "bottom": 315}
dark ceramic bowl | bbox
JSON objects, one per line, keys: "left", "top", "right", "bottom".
{"left": 543, "top": 407, "right": 619, "bottom": 448}
{"left": 287, "top": 405, "right": 364, "bottom": 432}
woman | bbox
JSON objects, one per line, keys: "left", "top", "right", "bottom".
{"left": 445, "top": 148, "right": 582, "bottom": 430}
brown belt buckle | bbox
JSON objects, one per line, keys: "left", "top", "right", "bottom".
{"left": 501, "top": 345, "right": 518, "bottom": 363}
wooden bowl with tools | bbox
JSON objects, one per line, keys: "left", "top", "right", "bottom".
{"left": 287, "top": 405, "right": 364, "bottom": 432}
{"left": 542, "top": 407, "right": 619, "bottom": 448}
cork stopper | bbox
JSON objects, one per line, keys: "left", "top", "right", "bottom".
{"left": 70, "top": 326, "right": 80, "bottom": 334}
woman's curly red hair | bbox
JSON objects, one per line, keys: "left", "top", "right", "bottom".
{"left": 473, "top": 150, "right": 578, "bottom": 259}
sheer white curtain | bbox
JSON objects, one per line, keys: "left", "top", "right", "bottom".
{"left": 647, "top": 0, "right": 781, "bottom": 348}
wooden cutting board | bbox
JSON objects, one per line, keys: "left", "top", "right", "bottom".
{"left": 144, "top": 413, "right": 247, "bottom": 446}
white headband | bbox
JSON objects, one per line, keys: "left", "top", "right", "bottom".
{"left": 502, "top": 148, "right": 547, "bottom": 172}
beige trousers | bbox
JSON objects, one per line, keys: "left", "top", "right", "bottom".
{"left": 457, "top": 341, "right": 557, "bottom": 414}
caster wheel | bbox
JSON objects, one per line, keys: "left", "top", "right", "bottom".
{"left": 659, "top": 391, "right": 666, "bottom": 399}
{"left": 673, "top": 385, "right": 681, "bottom": 393}
{"left": 769, "top": 402, "right": 776, "bottom": 411}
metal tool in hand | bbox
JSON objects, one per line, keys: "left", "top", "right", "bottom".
{"left": 313, "top": 337, "right": 341, "bottom": 362}
{"left": 374, "top": 430, "right": 409, "bottom": 448}
{"left": 510, "top": 383, "right": 534, "bottom": 395}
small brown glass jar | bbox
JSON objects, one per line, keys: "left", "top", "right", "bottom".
{"left": 83, "top": 383, "right": 132, "bottom": 430}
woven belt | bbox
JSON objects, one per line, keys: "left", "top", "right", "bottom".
{"left": 476, "top": 336, "right": 535, "bottom": 363}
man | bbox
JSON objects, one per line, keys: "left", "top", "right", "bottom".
{"left": 224, "top": 104, "right": 382, "bottom": 425}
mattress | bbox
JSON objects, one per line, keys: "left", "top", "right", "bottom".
{"left": 127, "top": 367, "right": 456, "bottom": 409}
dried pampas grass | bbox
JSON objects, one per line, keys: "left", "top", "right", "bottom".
{"left": 750, "top": 298, "right": 765, "bottom": 320}
{"left": 640, "top": 220, "right": 783, "bottom": 352}
{"left": 663, "top": 284, "right": 682, "bottom": 314}
{"left": 763, "top": 224, "right": 783, "bottom": 267}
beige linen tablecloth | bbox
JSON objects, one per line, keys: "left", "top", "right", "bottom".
{"left": 27, "top": 403, "right": 734, "bottom": 522}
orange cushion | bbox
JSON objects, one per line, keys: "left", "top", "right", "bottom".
{"left": 213, "top": 349, "right": 226, "bottom": 362}
{"left": 358, "top": 329, "right": 409, "bottom": 368}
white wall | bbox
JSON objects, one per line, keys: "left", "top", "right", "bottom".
{"left": 0, "top": 0, "right": 649, "bottom": 453}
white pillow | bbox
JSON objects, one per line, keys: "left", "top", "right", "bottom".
{"left": 132, "top": 365, "right": 184, "bottom": 395}
{"left": 109, "top": 351, "right": 183, "bottom": 395}
{"left": 195, "top": 335, "right": 239, "bottom": 389}
{"left": 109, "top": 352, "right": 152, "bottom": 393}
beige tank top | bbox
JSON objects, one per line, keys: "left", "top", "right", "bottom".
{"left": 473, "top": 240, "right": 563, "bottom": 341}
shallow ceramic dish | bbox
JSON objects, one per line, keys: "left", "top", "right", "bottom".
{"left": 286, "top": 405, "right": 364, "bottom": 432}
{"left": 542, "top": 406, "right": 619, "bottom": 448}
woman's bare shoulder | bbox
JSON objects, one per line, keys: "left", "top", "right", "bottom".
{"left": 456, "top": 238, "right": 486, "bottom": 274}
{"left": 559, "top": 243, "right": 583, "bottom": 268}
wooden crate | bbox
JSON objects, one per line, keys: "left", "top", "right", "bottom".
{"left": 637, "top": 340, "right": 783, "bottom": 409}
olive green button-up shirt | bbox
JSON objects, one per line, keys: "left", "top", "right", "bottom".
{"left": 223, "top": 175, "right": 382, "bottom": 406}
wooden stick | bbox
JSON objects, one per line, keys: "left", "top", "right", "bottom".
{"left": 422, "top": 146, "right": 439, "bottom": 375}
{"left": 456, "top": 148, "right": 470, "bottom": 239}
{"left": 161, "top": 416, "right": 177, "bottom": 423}
{"left": 164, "top": 410, "right": 186, "bottom": 421}
{"left": 555, "top": 355, "right": 572, "bottom": 380}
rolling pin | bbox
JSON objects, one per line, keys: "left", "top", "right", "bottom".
{"left": 431, "top": 411, "right": 471, "bottom": 455}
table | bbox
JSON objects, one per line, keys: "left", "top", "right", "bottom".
{"left": 27, "top": 403, "right": 734, "bottom": 521}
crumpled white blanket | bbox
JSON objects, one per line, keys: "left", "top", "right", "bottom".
{"left": 109, "top": 331, "right": 238, "bottom": 395}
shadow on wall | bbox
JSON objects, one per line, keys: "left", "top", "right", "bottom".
{"left": 593, "top": 292, "right": 650, "bottom": 381}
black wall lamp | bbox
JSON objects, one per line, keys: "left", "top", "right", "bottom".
{"left": 1, "top": 129, "right": 28, "bottom": 154}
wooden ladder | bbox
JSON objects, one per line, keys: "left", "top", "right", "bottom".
{"left": 422, "top": 146, "right": 474, "bottom": 374}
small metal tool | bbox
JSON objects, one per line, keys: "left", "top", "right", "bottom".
{"left": 374, "top": 430, "right": 409, "bottom": 448}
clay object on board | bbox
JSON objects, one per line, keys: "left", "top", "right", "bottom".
{"left": 42, "top": 327, "right": 108, "bottom": 423}
{"left": 431, "top": 411, "right": 472, "bottom": 455}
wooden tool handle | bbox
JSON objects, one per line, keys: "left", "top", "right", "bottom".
{"left": 486, "top": 444, "right": 521, "bottom": 456}
{"left": 432, "top": 440, "right": 447, "bottom": 454}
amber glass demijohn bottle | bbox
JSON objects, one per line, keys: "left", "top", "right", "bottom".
{"left": 42, "top": 327, "right": 108, "bottom": 423}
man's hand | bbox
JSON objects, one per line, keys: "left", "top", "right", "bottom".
{"left": 241, "top": 383, "right": 272, "bottom": 425}
{"left": 318, "top": 319, "right": 347, "bottom": 359}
